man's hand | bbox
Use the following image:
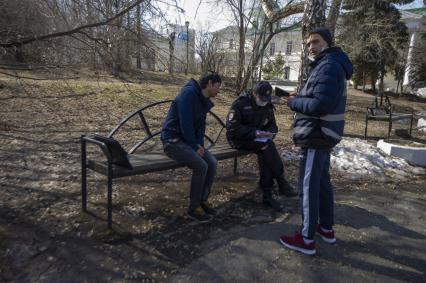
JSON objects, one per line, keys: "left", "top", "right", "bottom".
{"left": 197, "top": 145, "right": 205, "bottom": 157}
{"left": 281, "top": 92, "right": 297, "bottom": 105}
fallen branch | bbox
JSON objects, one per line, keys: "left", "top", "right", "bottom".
{"left": 0, "top": 71, "right": 79, "bottom": 81}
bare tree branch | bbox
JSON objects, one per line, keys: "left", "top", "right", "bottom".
{"left": 261, "top": 0, "right": 305, "bottom": 23}
{"left": 0, "top": 0, "right": 144, "bottom": 48}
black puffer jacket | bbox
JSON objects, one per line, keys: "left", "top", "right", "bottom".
{"left": 226, "top": 91, "right": 278, "bottom": 149}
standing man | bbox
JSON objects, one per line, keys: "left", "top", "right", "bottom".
{"left": 161, "top": 72, "right": 222, "bottom": 223}
{"left": 226, "top": 81, "right": 297, "bottom": 212}
{"left": 279, "top": 27, "right": 353, "bottom": 255}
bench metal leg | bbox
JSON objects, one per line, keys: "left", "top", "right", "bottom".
{"left": 233, "top": 156, "right": 238, "bottom": 175}
{"left": 81, "top": 136, "right": 87, "bottom": 211}
{"left": 107, "top": 163, "right": 113, "bottom": 229}
{"left": 388, "top": 120, "right": 392, "bottom": 140}
{"left": 409, "top": 116, "right": 414, "bottom": 136}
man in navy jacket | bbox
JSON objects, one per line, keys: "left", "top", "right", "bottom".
{"left": 279, "top": 27, "right": 353, "bottom": 255}
{"left": 161, "top": 72, "right": 222, "bottom": 223}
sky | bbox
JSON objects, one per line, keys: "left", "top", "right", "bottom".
{"left": 162, "top": 0, "right": 425, "bottom": 33}
{"left": 160, "top": 0, "right": 233, "bottom": 32}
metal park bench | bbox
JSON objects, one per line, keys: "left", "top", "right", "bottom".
{"left": 364, "top": 94, "right": 414, "bottom": 140}
{"left": 81, "top": 100, "right": 252, "bottom": 228}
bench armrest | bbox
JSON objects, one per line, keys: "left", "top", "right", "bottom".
{"left": 81, "top": 135, "right": 113, "bottom": 162}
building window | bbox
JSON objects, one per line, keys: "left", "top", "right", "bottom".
{"left": 284, "top": 66, "right": 290, "bottom": 80}
{"left": 286, "top": 41, "right": 293, "bottom": 55}
{"left": 269, "top": 42, "right": 275, "bottom": 55}
{"left": 229, "top": 39, "right": 234, "bottom": 49}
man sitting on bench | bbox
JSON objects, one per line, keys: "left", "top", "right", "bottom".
{"left": 161, "top": 71, "right": 222, "bottom": 223}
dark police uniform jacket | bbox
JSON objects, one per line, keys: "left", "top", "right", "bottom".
{"left": 226, "top": 92, "right": 278, "bottom": 149}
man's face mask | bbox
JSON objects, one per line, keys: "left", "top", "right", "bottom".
{"left": 256, "top": 97, "right": 268, "bottom": 107}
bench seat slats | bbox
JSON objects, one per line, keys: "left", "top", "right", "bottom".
{"left": 367, "top": 113, "right": 413, "bottom": 121}
{"left": 86, "top": 145, "right": 251, "bottom": 178}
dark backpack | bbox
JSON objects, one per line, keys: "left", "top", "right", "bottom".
{"left": 93, "top": 134, "right": 133, "bottom": 170}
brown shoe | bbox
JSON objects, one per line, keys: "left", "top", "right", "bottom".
{"left": 201, "top": 201, "right": 217, "bottom": 216}
{"left": 187, "top": 207, "right": 213, "bottom": 223}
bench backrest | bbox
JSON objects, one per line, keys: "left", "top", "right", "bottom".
{"left": 107, "top": 100, "right": 227, "bottom": 154}
{"left": 369, "top": 93, "right": 392, "bottom": 116}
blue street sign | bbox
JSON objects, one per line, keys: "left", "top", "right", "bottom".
{"left": 178, "top": 32, "right": 188, "bottom": 41}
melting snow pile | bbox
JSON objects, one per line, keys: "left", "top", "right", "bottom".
{"left": 416, "top": 87, "right": 426, "bottom": 99}
{"left": 282, "top": 138, "right": 425, "bottom": 180}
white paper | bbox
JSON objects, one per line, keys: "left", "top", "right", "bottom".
{"left": 254, "top": 137, "right": 270, "bottom": 142}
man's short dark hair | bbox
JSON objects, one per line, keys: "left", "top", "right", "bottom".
{"left": 199, "top": 71, "right": 222, "bottom": 89}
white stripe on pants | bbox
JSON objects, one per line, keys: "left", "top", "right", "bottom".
{"left": 302, "top": 149, "right": 316, "bottom": 238}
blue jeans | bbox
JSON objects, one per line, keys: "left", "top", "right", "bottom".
{"left": 163, "top": 141, "right": 217, "bottom": 211}
{"left": 298, "top": 148, "right": 334, "bottom": 239}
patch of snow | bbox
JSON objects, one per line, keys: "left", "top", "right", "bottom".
{"left": 418, "top": 118, "right": 426, "bottom": 132}
{"left": 281, "top": 138, "right": 425, "bottom": 180}
{"left": 416, "top": 87, "right": 426, "bottom": 98}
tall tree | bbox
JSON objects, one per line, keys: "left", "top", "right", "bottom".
{"left": 326, "top": 0, "right": 343, "bottom": 36}
{"left": 136, "top": 2, "right": 142, "bottom": 69}
{"left": 339, "top": 0, "right": 413, "bottom": 92}
{"left": 195, "top": 29, "right": 224, "bottom": 73}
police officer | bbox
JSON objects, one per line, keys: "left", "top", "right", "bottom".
{"left": 226, "top": 81, "right": 297, "bottom": 211}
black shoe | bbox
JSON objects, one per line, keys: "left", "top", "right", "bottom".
{"left": 187, "top": 207, "right": 213, "bottom": 223}
{"left": 277, "top": 177, "right": 298, "bottom": 197}
{"left": 262, "top": 194, "right": 285, "bottom": 211}
{"left": 201, "top": 201, "right": 217, "bottom": 216}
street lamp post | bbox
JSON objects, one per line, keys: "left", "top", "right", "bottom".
{"left": 185, "top": 21, "right": 189, "bottom": 75}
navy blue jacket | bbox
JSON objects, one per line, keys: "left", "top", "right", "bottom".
{"left": 161, "top": 79, "right": 214, "bottom": 151}
{"left": 288, "top": 47, "right": 353, "bottom": 149}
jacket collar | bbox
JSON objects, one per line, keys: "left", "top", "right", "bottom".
{"left": 310, "top": 47, "right": 342, "bottom": 68}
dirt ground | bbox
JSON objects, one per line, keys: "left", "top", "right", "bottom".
{"left": 0, "top": 70, "right": 425, "bottom": 282}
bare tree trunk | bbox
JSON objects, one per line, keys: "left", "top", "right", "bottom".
{"left": 396, "top": 78, "right": 401, "bottom": 96}
{"left": 297, "top": 0, "right": 327, "bottom": 91}
{"left": 371, "top": 73, "right": 377, "bottom": 93}
{"left": 379, "top": 70, "right": 385, "bottom": 93}
{"left": 126, "top": 11, "right": 131, "bottom": 68}
{"left": 169, "top": 32, "right": 175, "bottom": 74}
{"left": 136, "top": 3, "right": 142, "bottom": 69}
{"left": 362, "top": 72, "right": 366, "bottom": 92}
{"left": 235, "top": 0, "right": 245, "bottom": 94}
{"left": 326, "top": 0, "right": 342, "bottom": 37}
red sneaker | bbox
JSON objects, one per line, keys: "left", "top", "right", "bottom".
{"left": 316, "top": 224, "right": 336, "bottom": 244}
{"left": 279, "top": 232, "right": 316, "bottom": 256}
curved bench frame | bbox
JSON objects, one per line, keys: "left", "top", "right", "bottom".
{"left": 81, "top": 100, "right": 251, "bottom": 228}
{"left": 364, "top": 95, "right": 414, "bottom": 140}
{"left": 107, "top": 100, "right": 226, "bottom": 153}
